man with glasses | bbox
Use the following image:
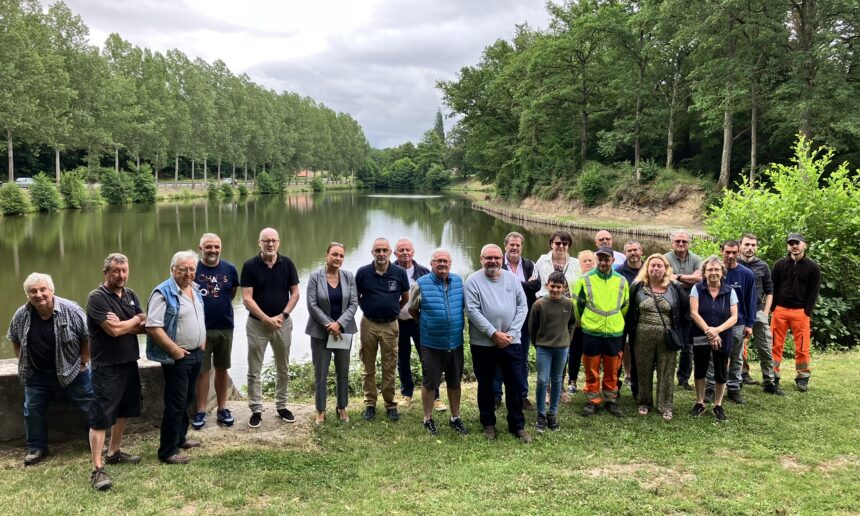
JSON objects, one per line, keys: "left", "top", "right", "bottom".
{"left": 240, "top": 228, "right": 300, "bottom": 428}
{"left": 146, "top": 251, "right": 206, "bottom": 464}
{"left": 771, "top": 233, "right": 820, "bottom": 392}
{"left": 466, "top": 244, "right": 531, "bottom": 443}
{"left": 664, "top": 229, "right": 702, "bottom": 391}
{"left": 594, "top": 230, "right": 626, "bottom": 265}
{"left": 356, "top": 238, "right": 410, "bottom": 421}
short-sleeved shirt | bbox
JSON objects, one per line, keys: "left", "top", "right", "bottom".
{"left": 355, "top": 262, "right": 410, "bottom": 319}
{"left": 27, "top": 307, "right": 57, "bottom": 373}
{"left": 195, "top": 260, "right": 240, "bottom": 329}
{"left": 690, "top": 285, "right": 738, "bottom": 305}
{"left": 664, "top": 251, "right": 703, "bottom": 291}
{"left": 240, "top": 254, "right": 300, "bottom": 319}
{"left": 87, "top": 285, "right": 143, "bottom": 366}
{"left": 146, "top": 284, "right": 206, "bottom": 350}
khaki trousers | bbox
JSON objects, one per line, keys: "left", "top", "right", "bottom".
{"left": 359, "top": 317, "right": 399, "bottom": 409}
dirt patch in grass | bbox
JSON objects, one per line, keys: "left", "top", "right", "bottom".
{"left": 780, "top": 454, "right": 860, "bottom": 474}
{"left": 585, "top": 462, "right": 695, "bottom": 490}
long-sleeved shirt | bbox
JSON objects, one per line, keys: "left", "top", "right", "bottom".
{"left": 772, "top": 255, "right": 821, "bottom": 316}
{"left": 741, "top": 256, "right": 773, "bottom": 312}
{"left": 725, "top": 263, "right": 757, "bottom": 329}
{"left": 464, "top": 270, "right": 527, "bottom": 347}
{"left": 528, "top": 296, "right": 576, "bottom": 348}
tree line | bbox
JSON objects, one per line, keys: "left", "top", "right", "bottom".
{"left": 438, "top": 0, "right": 859, "bottom": 198}
{"left": 1, "top": 0, "right": 370, "bottom": 183}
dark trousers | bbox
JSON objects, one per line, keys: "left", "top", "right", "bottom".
{"left": 397, "top": 319, "right": 439, "bottom": 399}
{"left": 493, "top": 321, "right": 530, "bottom": 400}
{"left": 158, "top": 349, "right": 201, "bottom": 460}
{"left": 566, "top": 326, "right": 583, "bottom": 385}
{"left": 676, "top": 323, "right": 694, "bottom": 384}
{"left": 472, "top": 344, "right": 525, "bottom": 433}
{"left": 23, "top": 369, "right": 92, "bottom": 452}
{"left": 619, "top": 337, "right": 639, "bottom": 399}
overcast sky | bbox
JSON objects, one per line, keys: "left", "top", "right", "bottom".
{"left": 55, "top": 0, "right": 551, "bottom": 148}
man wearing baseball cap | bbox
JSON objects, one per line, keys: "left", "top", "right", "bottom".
{"left": 573, "top": 246, "right": 630, "bottom": 417}
{"left": 771, "top": 233, "right": 820, "bottom": 392}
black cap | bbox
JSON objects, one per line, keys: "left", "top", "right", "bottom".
{"left": 595, "top": 246, "right": 614, "bottom": 257}
{"left": 786, "top": 233, "right": 805, "bottom": 243}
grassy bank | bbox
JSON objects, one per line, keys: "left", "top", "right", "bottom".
{"left": 1, "top": 350, "right": 858, "bottom": 514}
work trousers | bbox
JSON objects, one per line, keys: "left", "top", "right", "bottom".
{"left": 359, "top": 317, "right": 399, "bottom": 409}
{"left": 771, "top": 306, "right": 812, "bottom": 380}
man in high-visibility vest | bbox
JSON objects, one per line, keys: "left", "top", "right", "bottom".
{"left": 574, "top": 246, "right": 630, "bottom": 417}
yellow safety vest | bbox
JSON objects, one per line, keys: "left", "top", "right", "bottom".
{"left": 575, "top": 270, "right": 629, "bottom": 337}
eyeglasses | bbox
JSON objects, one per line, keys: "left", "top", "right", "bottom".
{"left": 552, "top": 241, "right": 569, "bottom": 247}
{"left": 373, "top": 248, "right": 390, "bottom": 253}
{"left": 260, "top": 239, "right": 279, "bottom": 245}
{"left": 673, "top": 240, "right": 689, "bottom": 244}
{"left": 174, "top": 267, "right": 196, "bottom": 274}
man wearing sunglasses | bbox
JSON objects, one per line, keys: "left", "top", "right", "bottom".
{"left": 663, "top": 229, "right": 702, "bottom": 391}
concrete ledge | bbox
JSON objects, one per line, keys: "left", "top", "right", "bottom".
{"left": 0, "top": 358, "right": 241, "bottom": 444}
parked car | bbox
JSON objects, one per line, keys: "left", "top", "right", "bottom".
{"left": 15, "top": 177, "right": 35, "bottom": 188}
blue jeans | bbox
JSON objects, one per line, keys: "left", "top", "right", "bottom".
{"left": 23, "top": 368, "right": 92, "bottom": 452}
{"left": 493, "top": 326, "right": 530, "bottom": 400}
{"left": 535, "top": 346, "right": 569, "bottom": 416}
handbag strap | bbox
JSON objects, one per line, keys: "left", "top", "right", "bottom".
{"left": 645, "top": 285, "right": 671, "bottom": 332}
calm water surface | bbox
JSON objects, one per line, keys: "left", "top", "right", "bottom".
{"left": 0, "top": 193, "right": 667, "bottom": 385}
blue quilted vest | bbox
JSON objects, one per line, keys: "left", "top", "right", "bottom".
{"left": 417, "top": 273, "right": 465, "bottom": 350}
{"left": 145, "top": 278, "right": 203, "bottom": 364}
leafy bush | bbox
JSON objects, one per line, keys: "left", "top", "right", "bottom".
{"left": 638, "top": 158, "right": 659, "bottom": 183}
{"left": 256, "top": 171, "right": 278, "bottom": 194}
{"left": 132, "top": 165, "right": 157, "bottom": 204}
{"left": 207, "top": 181, "right": 219, "bottom": 198}
{"left": 699, "top": 136, "right": 860, "bottom": 349}
{"left": 100, "top": 168, "right": 132, "bottom": 204}
{"left": 220, "top": 182, "right": 234, "bottom": 198}
{"left": 59, "top": 169, "right": 88, "bottom": 208}
{"left": 0, "top": 183, "right": 31, "bottom": 215}
{"left": 575, "top": 162, "right": 607, "bottom": 207}
{"left": 386, "top": 157, "right": 418, "bottom": 189}
{"left": 424, "top": 164, "right": 451, "bottom": 190}
{"left": 237, "top": 183, "right": 249, "bottom": 197}
{"left": 29, "top": 173, "right": 62, "bottom": 213}
{"left": 310, "top": 177, "right": 325, "bottom": 192}
{"left": 272, "top": 169, "right": 290, "bottom": 191}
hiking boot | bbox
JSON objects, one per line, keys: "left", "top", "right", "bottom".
{"left": 763, "top": 383, "right": 785, "bottom": 396}
{"left": 90, "top": 467, "right": 112, "bottom": 491}
{"left": 248, "top": 412, "right": 262, "bottom": 428}
{"left": 386, "top": 408, "right": 400, "bottom": 421}
{"left": 547, "top": 413, "right": 560, "bottom": 432}
{"left": 534, "top": 414, "right": 547, "bottom": 434}
{"left": 23, "top": 449, "right": 49, "bottom": 466}
{"left": 449, "top": 417, "right": 469, "bottom": 435}
{"left": 277, "top": 408, "right": 296, "bottom": 423}
{"left": 423, "top": 418, "right": 439, "bottom": 436}
{"left": 605, "top": 402, "right": 624, "bottom": 418}
{"left": 581, "top": 403, "right": 598, "bottom": 417}
{"left": 514, "top": 429, "right": 533, "bottom": 443}
{"left": 704, "top": 388, "right": 714, "bottom": 404}
{"left": 796, "top": 378, "right": 809, "bottom": 393}
{"left": 690, "top": 403, "right": 706, "bottom": 417}
{"left": 522, "top": 398, "right": 534, "bottom": 411}
{"left": 713, "top": 405, "right": 727, "bottom": 421}
{"left": 160, "top": 453, "right": 190, "bottom": 465}
{"left": 363, "top": 406, "right": 377, "bottom": 420}
{"left": 483, "top": 425, "right": 497, "bottom": 440}
{"left": 191, "top": 411, "right": 206, "bottom": 430}
{"left": 217, "top": 408, "right": 235, "bottom": 426}
{"left": 434, "top": 399, "right": 447, "bottom": 412}
{"left": 741, "top": 373, "right": 760, "bottom": 386}
{"left": 678, "top": 381, "right": 693, "bottom": 391}
{"left": 105, "top": 450, "right": 141, "bottom": 465}
{"left": 726, "top": 389, "right": 746, "bottom": 405}
{"left": 179, "top": 439, "right": 201, "bottom": 450}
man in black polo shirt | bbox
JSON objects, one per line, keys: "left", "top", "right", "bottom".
{"left": 241, "top": 228, "right": 300, "bottom": 428}
{"left": 355, "top": 237, "right": 410, "bottom": 421}
{"left": 86, "top": 253, "right": 146, "bottom": 491}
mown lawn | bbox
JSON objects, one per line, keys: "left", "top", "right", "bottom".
{"left": 1, "top": 349, "right": 858, "bottom": 515}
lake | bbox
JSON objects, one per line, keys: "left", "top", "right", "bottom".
{"left": 0, "top": 192, "right": 669, "bottom": 385}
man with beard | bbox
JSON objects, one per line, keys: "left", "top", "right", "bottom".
{"left": 738, "top": 234, "right": 780, "bottom": 395}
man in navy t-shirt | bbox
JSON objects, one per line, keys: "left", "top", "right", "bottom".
{"left": 192, "top": 233, "right": 239, "bottom": 429}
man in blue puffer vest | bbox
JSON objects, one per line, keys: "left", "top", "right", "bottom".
{"left": 408, "top": 249, "right": 468, "bottom": 437}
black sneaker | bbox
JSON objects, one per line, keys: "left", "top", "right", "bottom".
{"left": 678, "top": 381, "right": 694, "bottom": 391}
{"left": 605, "top": 402, "right": 624, "bottom": 418}
{"left": 386, "top": 408, "right": 400, "bottom": 421}
{"left": 547, "top": 413, "right": 560, "bottom": 432}
{"left": 727, "top": 389, "right": 746, "bottom": 405}
{"left": 449, "top": 417, "right": 469, "bottom": 435}
{"left": 105, "top": 450, "right": 141, "bottom": 465}
{"left": 763, "top": 383, "right": 785, "bottom": 396}
{"left": 704, "top": 388, "right": 714, "bottom": 404}
{"left": 581, "top": 403, "right": 598, "bottom": 417}
{"left": 423, "top": 418, "right": 439, "bottom": 436}
{"left": 363, "top": 406, "right": 376, "bottom": 420}
{"left": 217, "top": 408, "right": 235, "bottom": 426}
{"left": 90, "top": 467, "right": 112, "bottom": 491}
{"left": 690, "top": 403, "right": 706, "bottom": 417}
{"left": 248, "top": 412, "right": 262, "bottom": 428}
{"left": 713, "top": 405, "right": 727, "bottom": 421}
{"left": 534, "top": 414, "right": 547, "bottom": 434}
{"left": 277, "top": 408, "right": 296, "bottom": 423}
{"left": 796, "top": 378, "right": 809, "bottom": 392}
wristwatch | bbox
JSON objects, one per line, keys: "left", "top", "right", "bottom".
{"left": 282, "top": 311, "right": 290, "bottom": 319}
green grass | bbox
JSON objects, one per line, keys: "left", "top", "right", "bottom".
{"left": 2, "top": 350, "right": 859, "bottom": 514}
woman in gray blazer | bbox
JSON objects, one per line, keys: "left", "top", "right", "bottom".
{"left": 305, "top": 242, "right": 358, "bottom": 424}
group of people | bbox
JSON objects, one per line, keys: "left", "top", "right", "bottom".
{"left": 6, "top": 226, "right": 821, "bottom": 490}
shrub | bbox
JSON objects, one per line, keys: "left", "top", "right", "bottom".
{"left": 220, "top": 182, "right": 234, "bottom": 198}
{"left": 424, "top": 164, "right": 451, "bottom": 190}
{"left": 256, "top": 171, "right": 278, "bottom": 194}
{"left": 59, "top": 169, "right": 88, "bottom": 209}
{"left": 698, "top": 136, "right": 860, "bottom": 350}
{"left": 0, "top": 183, "right": 31, "bottom": 215}
{"left": 575, "top": 162, "right": 607, "bottom": 207}
{"left": 638, "top": 158, "right": 659, "bottom": 183}
{"left": 310, "top": 177, "right": 325, "bottom": 192}
{"left": 100, "top": 168, "right": 132, "bottom": 204}
{"left": 237, "top": 184, "right": 249, "bottom": 197}
{"left": 132, "top": 165, "right": 157, "bottom": 204}
{"left": 29, "top": 173, "right": 63, "bottom": 213}
{"left": 207, "top": 181, "right": 219, "bottom": 198}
